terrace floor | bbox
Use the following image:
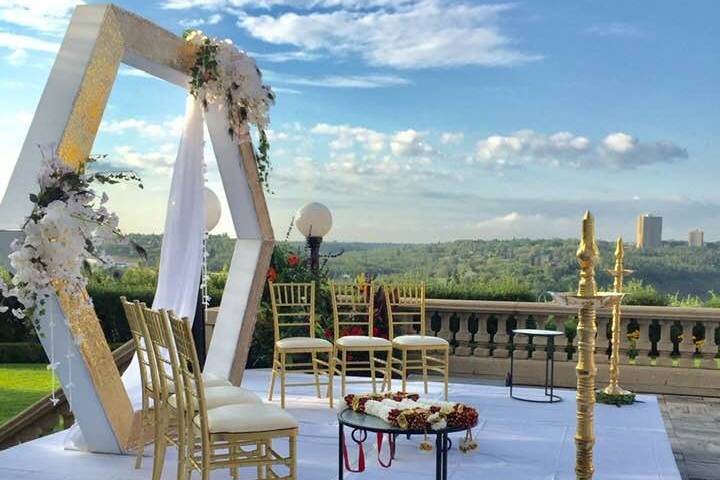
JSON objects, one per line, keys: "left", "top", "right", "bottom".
{"left": 0, "top": 369, "right": 681, "bottom": 480}
{"left": 658, "top": 394, "right": 720, "bottom": 480}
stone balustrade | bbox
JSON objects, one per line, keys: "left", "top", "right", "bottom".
{"left": 422, "top": 299, "right": 720, "bottom": 396}
{"left": 210, "top": 300, "right": 720, "bottom": 396}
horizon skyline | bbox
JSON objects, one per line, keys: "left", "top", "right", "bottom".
{"left": 1, "top": 1, "right": 718, "bottom": 243}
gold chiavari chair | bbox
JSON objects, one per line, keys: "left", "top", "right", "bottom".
{"left": 385, "top": 283, "right": 449, "bottom": 400}
{"left": 268, "top": 281, "right": 334, "bottom": 408}
{"left": 120, "top": 297, "right": 157, "bottom": 469}
{"left": 143, "top": 306, "right": 262, "bottom": 480}
{"left": 168, "top": 314, "right": 298, "bottom": 480}
{"left": 331, "top": 282, "right": 392, "bottom": 397}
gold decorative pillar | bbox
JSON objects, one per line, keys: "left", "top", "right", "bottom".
{"left": 551, "top": 212, "right": 622, "bottom": 480}
{"left": 574, "top": 211, "right": 599, "bottom": 480}
{"left": 601, "top": 238, "right": 635, "bottom": 401}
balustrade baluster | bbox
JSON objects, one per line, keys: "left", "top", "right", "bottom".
{"left": 454, "top": 313, "right": 472, "bottom": 356}
{"left": 678, "top": 320, "right": 697, "bottom": 368}
{"left": 493, "top": 315, "right": 510, "bottom": 358}
{"left": 473, "top": 314, "right": 491, "bottom": 357}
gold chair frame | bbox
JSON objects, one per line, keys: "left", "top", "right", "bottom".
{"left": 331, "top": 282, "right": 392, "bottom": 397}
{"left": 168, "top": 315, "right": 297, "bottom": 480}
{"left": 120, "top": 297, "right": 157, "bottom": 469}
{"left": 385, "top": 283, "right": 449, "bottom": 399}
{"left": 268, "top": 281, "right": 334, "bottom": 408}
{"left": 142, "top": 305, "right": 186, "bottom": 480}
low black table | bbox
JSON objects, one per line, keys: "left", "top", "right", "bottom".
{"left": 338, "top": 408, "right": 467, "bottom": 480}
{"left": 508, "top": 328, "right": 564, "bottom": 403}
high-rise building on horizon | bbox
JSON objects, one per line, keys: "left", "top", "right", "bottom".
{"left": 636, "top": 214, "right": 662, "bottom": 249}
{"left": 689, "top": 229, "right": 704, "bottom": 247}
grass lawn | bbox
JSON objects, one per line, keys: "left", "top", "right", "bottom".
{"left": 0, "top": 364, "right": 58, "bottom": 425}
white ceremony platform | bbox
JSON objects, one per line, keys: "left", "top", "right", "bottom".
{"left": 0, "top": 369, "right": 680, "bottom": 480}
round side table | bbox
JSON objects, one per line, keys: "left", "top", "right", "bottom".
{"left": 508, "top": 329, "right": 564, "bottom": 403}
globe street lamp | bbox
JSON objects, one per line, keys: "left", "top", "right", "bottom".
{"left": 194, "top": 186, "right": 222, "bottom": 368}
{"left": 294, "top": 202, "right": 332, "bottom": 272}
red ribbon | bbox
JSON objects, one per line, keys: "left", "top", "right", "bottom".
{"left": 376, "top": 432, "right": 396, "bottom": 468}
{"left": 342, "top": 431, "right": 366, "bottom": 473}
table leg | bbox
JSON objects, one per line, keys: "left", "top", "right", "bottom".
{"left": 338, "top": 422, "right": 344, "bottom": 480}
{"left": 509, "top": 346, "right": 514, "bottom": 397}
{"left": 442, "top": 433, "right": 449, "bottom": 480}
{"left": 544, "top": 342, "right": 550, "bottom": 396}
{"left": 549, "top": 338, "right": 556, "bottom": 402}
{"left": 435, "top": 433, "right": 442, "bottom": 480}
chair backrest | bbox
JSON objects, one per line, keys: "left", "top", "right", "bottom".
{"left": 330, "top": 282, "right": 374, "bottom": 340}
{"left": 120, "top": 297, "right": 156, "bottom": 395}
{"left": 384, "top": 283, "right": 426, "bottom": 339}
{"left": 268, "top": 281, "right": 316, "bottom": 342}
{"left": 142, "top": 305, "right": 180, "bottom": 406}
{"left": 168, "top": 312, "right": 209, "bottom": 440}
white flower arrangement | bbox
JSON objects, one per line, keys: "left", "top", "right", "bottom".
{"left": 184, "top": 30, "right": 275, "bottom": 190}
{"left": 0, "top": 149, "right": 143, "bottom": 327}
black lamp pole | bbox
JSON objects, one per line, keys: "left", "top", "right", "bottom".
{"left": 307, "top": 236, "right": 322, "bottom": 272}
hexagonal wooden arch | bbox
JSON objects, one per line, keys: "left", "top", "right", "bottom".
{"left": 0, "top": 4, "right": 273, "bottom": 453}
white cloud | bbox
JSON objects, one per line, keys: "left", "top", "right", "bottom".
{"left": 440, "top": 132, "right": 464, "bottom": 145}
{"left": 163, "top": 0, "right": 414, "bottom": 10}
{"left": 235, "top": 0, "right": 540, "bottom": 69}
{"left": 5, "top": 48, "right": 27, "bottom": 65}
{"left": 311, "top": 123, "right": 386, "bottom": 152}
{"left": 179, "top": 13, "right": 223, "bottom": 27}
{"left": 0, "top": 31, "right": 59, "bottom": 53}
{"left": 0, "top": 1, "right": 81, "bottom": 35}
{"left": 390, "top": 129, "right": 432, "bottom": 157}
{"left": 111, "top": 145, "right": 175, "bottom": 176}
{"left": 473, "top": 129, "right": 687, "bottom": 170}
{"left": 100, "top": 117, "right": 184, "bottom": 139}
{"left": 587, "top": 22, "right": 644, "bottom": 39}
{"left": 250, "top": 50, "right": 321, "bottom": 62}
{"left": 266, "top": 71, "right": 410, "bottom": 88}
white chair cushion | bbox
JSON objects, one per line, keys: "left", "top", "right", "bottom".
{"left": 392, "top": 335, "right": 449, "bottom": 347}
{"left": 168, "top": 385, "right": 262, "bottom": 410}
{"left": 276, "top": 337, "right": 333, "bottom": 350}
{"left": 167, "top": 372, "right": 230, "bottom": 394}
{"left": 336, "top": 335, "right": 391, "bottom": 348}
{"left": 197, "top": 404, "right": 298, "bottom": 434}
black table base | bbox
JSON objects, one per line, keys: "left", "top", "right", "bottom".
{"left": 508, "top": 335, "right": 561, "bottom": 403}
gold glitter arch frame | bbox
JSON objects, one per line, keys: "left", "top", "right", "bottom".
{"left": 0, "top": 4, "right": 274, "bottom": 453}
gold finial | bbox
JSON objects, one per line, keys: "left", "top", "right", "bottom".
{"left": 576, "top": 211, "right": 599, "bottom": 297}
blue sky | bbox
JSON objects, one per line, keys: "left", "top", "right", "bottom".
{"left": 0, "top": 0, "right": 718, "bottom": 243}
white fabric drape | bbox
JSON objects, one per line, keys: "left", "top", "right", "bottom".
{"left": 65, "top": 95, "right": 206, "bottom": 450}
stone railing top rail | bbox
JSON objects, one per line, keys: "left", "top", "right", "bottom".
{"left": 208, "top": 299, "right": 720, "bottom": 323}
{"left": 424, "top": 299, "right": 720, "bottom": 321}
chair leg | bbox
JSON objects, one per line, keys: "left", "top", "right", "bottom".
{"left": 422, "top": 348, "right": 429, "bottom": 394}
{"left": 341, "top": 349, "right": 347, "bottom": 398}
{"left": 444, "top": 347, "right": 450, "bottom": 400}
{"left": 369, "top": 349, "right": 377, "bottom": 394}
{"left": 312, "top": 351, "right": 322, "bottom": 398}
{"left": 327, "top": 350, "right": 335, "bottom": 408}
{"left": 134, "top": 393, "right": 148, "bottom": 469}
{"left": 289, "top": 433, "right": 298, "bottom": 480}
{"left": 256, "top": 441, "right": 265, "bottom": 480}
{"left": 268, "top": 348, "right": 279, "bottom": 401}
{"left": 384, "top": 349, "right": 392, "bottom": 392}
{"left": 401, "top": 348, "right": 408, "bottom": 392}
{"left": 280, "top": 352, "right": 287, "bottom": 409}
{"left": 151, "top": 407, "right": 168, "bottom": 480}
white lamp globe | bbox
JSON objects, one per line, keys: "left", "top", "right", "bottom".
{"left": 294, "top": 202, "right": 332, "bottom": 238}
{"left": 204, "top": 187, "right": 222, "bottom": 232}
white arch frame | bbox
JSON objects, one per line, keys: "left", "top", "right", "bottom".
{"left": 0, "top": 4, "right": 274, "bottom": 453}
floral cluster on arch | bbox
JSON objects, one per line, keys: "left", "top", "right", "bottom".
{"left": 0, "top": 150, "right": 142, "bottom": 327}
{"left": 184, "top": 30, "right": 275, "bottom": 190}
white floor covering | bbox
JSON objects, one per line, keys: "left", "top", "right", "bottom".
{"left": 0, "top": 368, "right": 680, "bottom": 480}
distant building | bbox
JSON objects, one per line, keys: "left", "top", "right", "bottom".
{"left": 688, "top": 229, "right": 704, "bottom": 247}
{"left": 636, "top": 214, "right": 662, "bottom": 249}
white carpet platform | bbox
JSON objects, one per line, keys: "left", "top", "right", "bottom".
{"left": 0, "top": 369, "right": 680, "bottom": 480}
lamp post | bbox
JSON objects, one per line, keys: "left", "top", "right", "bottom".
{"left": 193, "top": 186, "right": 222, "bottom": 368}
{"left": 294, "top": 202, "right": 332, "bottom": 272}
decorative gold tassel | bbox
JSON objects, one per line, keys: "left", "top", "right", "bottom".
{"left": 419, "top": 433, "right": 433, "bottom": 452}
{"left": 459, "top": 429, "right": 478, "bottom": 453}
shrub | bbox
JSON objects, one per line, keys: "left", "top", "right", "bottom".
{"left": 622, "top": 280, "right": 670, "bottom": 306}
{"left": 0, "top": 342, "right": 48, "bottom": 363}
